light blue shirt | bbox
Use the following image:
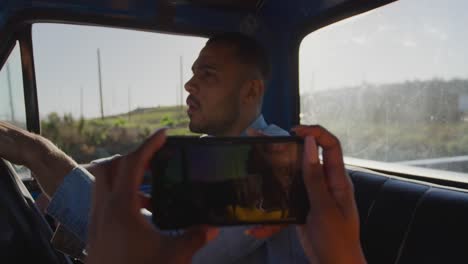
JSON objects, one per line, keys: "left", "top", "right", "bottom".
{"left": 47, "top": 115, "right": 308, "bottom": 263}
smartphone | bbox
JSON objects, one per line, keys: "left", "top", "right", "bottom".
{"left": 150, "top": 136, "right": 309, "bottom": 229}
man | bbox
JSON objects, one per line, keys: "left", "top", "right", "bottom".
{"left": 184, "top": 33, "right": 287, "bottom": 138}
{"left": 0, "top": 32, "right": 364, "bottom": 263}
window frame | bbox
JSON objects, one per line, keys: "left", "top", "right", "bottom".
{"left": 18, "top": 26, "right": 40, "bottom": 133}
{"left": 0, "top": 24, "right": 40, "bottom": 133}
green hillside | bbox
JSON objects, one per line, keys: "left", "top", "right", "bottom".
{"left": 41, "top": 105, "right": 197, "bottom": 163}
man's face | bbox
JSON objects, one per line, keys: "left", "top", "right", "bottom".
{"left": 185, "top": 43, "right": 248, "bottom": 135}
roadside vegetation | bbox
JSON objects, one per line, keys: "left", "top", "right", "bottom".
{"left": 321, "top": 121, "right": 468, "bottom": 162}
{"left": 41, "top": 106, "right": 196, "bottom": 163}
{"left": 300, "top": 79, "right": 468, "bottom": 172}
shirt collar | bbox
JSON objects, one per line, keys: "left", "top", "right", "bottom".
{"left": 203, "top": 115, "right": 267, "bottom": 137}
{"left": 240, "top": 114, "right": 268, "bottom": 137}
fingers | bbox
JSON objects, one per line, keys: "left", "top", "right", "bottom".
{"left": 0, "top": 130, "right": 14, "bottom": 147}
{"left": 88, "top": 186, "right": 99, "bottom": 246}
{"left": 0, "top": 123, "right": 20, "bottom": 161}
{"left": 89, "top": 161, "right": 111, "bottom": 246}
{"left": 0, "top": 121, "right": 32, "bottom": 139}
{"left": 292, "top": 125, "right": 343, "bottom": 164}
{"left": 293, "top": 125, "right": 355, "bottom": 213}
{"left": 292, "top": 125, "right": 346, "bottom": 178}
{"left": 292, "top": 125, "right": 339, "bottom": 149}
{"left": 302, "top": 136, "right": 330, "bottom": 209}
{"left": 0, "top": 121, "right": 17, "bottom": 131}
{"left": 293, "top": 125, "right": 346, "bottom": 181}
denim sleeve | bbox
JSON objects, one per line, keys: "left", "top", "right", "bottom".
{"left": 193, "top": 225, "right": 265, "bottom": 264}
{"left": 46, "top": 167, "right": 94, "bottom": 243}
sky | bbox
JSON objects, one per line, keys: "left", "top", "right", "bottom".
{"left": 300, "top": 0, "right": 468, "bottom": 92}
{"left": 32, "top": 25, "right": 206, "bottom": 119}
{"left": 0, "top": 43, "right": 26, "bottom": 125}
{"left": 5, "top": 0, "right": 465, "bottom": 119}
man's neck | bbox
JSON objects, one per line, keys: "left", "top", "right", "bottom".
{"left": 213, "top": 113, "right": 261, "bottom": 137}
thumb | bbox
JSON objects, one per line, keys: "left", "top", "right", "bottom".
{"left": 302, "top": 136, "right": 330, "bottom": 210}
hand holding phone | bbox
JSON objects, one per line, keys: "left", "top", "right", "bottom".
{"left": 292, "top": 125, "right": 365, "bottom": 264}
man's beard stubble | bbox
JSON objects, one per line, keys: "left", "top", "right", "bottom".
{"left": 188, "top": 99, "right": 241, "bottom": 136}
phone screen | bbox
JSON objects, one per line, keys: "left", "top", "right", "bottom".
{"left": 150, "top": 136, "right": 308, "bottom": 229}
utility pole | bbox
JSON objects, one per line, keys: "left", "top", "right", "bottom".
{"left": 128, "top": 86, "right": 131, "bottom": 121}
{"left": 176, "top": 84, "right": 178, "bottom": 108}
{"left": 179, "top": 56, "right": 184, "bottom": 108}
{"left": 6, "top": 63, "right": 15, "bottom": 122}
{"left": 97, "top": 48, "right": 105, "bottom": 119}
{"left": 80, "top": 86, "right": 84, "bottom": 118}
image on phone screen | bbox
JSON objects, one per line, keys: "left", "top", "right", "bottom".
{"left": 151, "top": 137, "right": 308, "bottom": 229}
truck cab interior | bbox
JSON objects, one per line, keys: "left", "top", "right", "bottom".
{"left": 1, "top": 0, "right": 468, "bottom": 263}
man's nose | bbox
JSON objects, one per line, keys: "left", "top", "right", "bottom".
{"left": 184, "top": 76, "right": 198, "bottom": 94}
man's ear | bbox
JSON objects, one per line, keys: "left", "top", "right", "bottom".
{"left": 242, "top": 79, "right": 265, "bottom": 104}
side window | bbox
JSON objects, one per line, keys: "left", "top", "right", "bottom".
{"left": 32, "top": 24, "right": 206, "bottom": 163}
{"left": 0, "top": 42, "right": 26, "bottom": 128}
{"left": 0, "top": 42, "right": 30, "bottom": 179}
{"left": 300, "top": 0, "right": 468, "bottom": 175}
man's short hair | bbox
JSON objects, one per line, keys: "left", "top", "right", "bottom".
{"left": 206, "top": 32, "right": 271, "bottom": 82}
